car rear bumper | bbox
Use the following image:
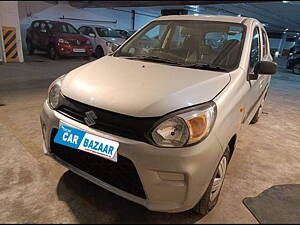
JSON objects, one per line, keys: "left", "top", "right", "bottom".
{"left": 40, "top": 100, "right": 224, "bottom": 213}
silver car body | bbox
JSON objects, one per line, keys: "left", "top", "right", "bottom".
{"left": 79, "top": 25, "right": 126, "bottom": 55}
{"left": 41, "top": 15, "right": 273, "bottom": 213}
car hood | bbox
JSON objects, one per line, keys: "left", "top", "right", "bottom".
{"left": 59, "top": 33, "right": 86, "bottom": 40}
{"left": 102, "top": 37, "right": 126, "bottom": 45}
{"left": 61, "top": 56, "right": 230, "bottom": 117}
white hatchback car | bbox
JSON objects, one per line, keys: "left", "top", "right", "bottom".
{"left": 41, "top": 15, "right": 277, "bottom": 215}
{"left": 79, "top": 25, "right": 126, "bottom": 58}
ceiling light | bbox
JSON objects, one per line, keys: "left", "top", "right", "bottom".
{"left": 282, "top": 1, "right": 289, "bottom": 3}
{"left": 237, "top": 14, "right": 241, "bottom": 17}
{"left": 285, "top": 28, "right": 289, "bottom": 31}
{"left": 297, "top": 33, "right": 299, "bottom": 35}
{"left": 194, "top": 13, "right": 199, "bottom": 16}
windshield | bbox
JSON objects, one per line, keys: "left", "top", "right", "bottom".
{"left": 59, "top": 23, "right": 79, "bottom": 34}
{"left": 114, "top": 20, "right": 246, "bottom": 71}
{"left": 95, "top": 27, "right": 122, "bottom": 38}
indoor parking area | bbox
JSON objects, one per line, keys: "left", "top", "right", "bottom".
{"left": 0, "top": 0, "right": 300, "bottom": 224}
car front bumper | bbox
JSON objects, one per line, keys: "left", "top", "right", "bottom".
{"left": 57, "top": 44, "right": 93, "bottom": 56}
{"left": 40, "top": 100, "right": 224, "bottom": 213}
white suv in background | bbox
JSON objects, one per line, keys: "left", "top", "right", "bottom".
{"left": 79, "top": 25, "right": 126, "bottom": 58}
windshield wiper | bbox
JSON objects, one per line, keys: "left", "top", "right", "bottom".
{"left": 179, "top": 63, "right": 228, "bottom": 72}
{"left": 123, "top": 56, "right": 228, "bottom": 72}
{"left": 124, "top": 55, "right": 180, "bottom": 65}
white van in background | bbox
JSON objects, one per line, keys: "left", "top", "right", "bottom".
{"left": 79, "top": 25, "right": 126, "bottom": 58}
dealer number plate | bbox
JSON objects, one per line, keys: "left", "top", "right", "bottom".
{"left": 54, "top": 122, "right": 119, "bottom": 162}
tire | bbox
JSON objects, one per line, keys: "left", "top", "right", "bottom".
{"left": 95, "top": 46, "right": 104, "bottom": 59}
{"left": 27, "top": 41, "right": 35, "bottom": 55}
{"left": 48, "top": 46, "right": 58, "bottom": 60}
{"left": 293, "top": 63, "right": 300, "bottom": 75}
{"left": 193, "top": 146, "right": 230, "bottom": 216}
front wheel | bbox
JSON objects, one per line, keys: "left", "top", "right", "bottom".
{"left": 193, "top": 147, "right": 230, "bottom": 216}
{"left": 293, "top": 63, "right": 300, "bottom": 75}
{"left": 48, "top": 46, "right": 58, "bottom": 60}
{"left": 95, "top": 46, "right": 104, "bottom": 59}
{"left": 27, "top": 41, "right": 35, "bottom": 55}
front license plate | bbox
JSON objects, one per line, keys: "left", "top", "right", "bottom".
{"left": 54, "top": 122, "right": 119, "bottom": 162}
{"left": 73, "top": 48, "right": 86, "bottom": 53}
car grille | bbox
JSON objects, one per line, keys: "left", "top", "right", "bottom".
{"left": 50, "top": 129, "right": 147, "bottom": 199}
{"left": 68, "top": 39, "right": 87, "bottom": 46}
{"left": 56, "top": 94, "right": 159, "bottom": 144}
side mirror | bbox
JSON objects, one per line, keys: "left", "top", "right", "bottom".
{"left": 89, "top": 33, "right": 96, "bottom": 38}
{"left": 254, "top": 61, "right": 277, "bottom": 75}
{"left": 249, "top": 61, "right": 277, "bottom": 80}
{"left": 112, "top": 43, "right": 120, "bottom": 52}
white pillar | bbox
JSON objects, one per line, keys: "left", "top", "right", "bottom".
{"left": 0, "top": 1, "right": 24, "bottom": 63}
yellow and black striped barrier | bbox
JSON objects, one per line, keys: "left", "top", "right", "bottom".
{"left": 2, "top": 26, "right": 19, "bottom": 62}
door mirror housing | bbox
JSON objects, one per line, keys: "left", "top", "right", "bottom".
{"left": 89, "top": 33, "right": 96, "bottom": 38}
{"left": 112, "top": 43, "right": 120, "bottom": 52}
{"left": 249, "top": 61, "right": 277, "bottom": 80}
{"left": 254, "top": 61, "right": 277, "bottom": 75}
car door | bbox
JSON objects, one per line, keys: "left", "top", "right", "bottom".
{"left": 93, "top": 27, "right": 108, "bottom": 54}
{"left": 245, "top": 26, "right": 264, "bottom": 123}
{"left": 79, "top": 26, "right": 97, "bottom": 51}
{"left": 86, "top": 27, "right": 98, "bottom": 50}
{"left": 38, "top": 22, "right": 49, "bottom": 50}
{"left": 31, "top": 21, "right": 40, "bottom": 47}
{"left": 260, "top": 28, "right": 272, "bottom": 90}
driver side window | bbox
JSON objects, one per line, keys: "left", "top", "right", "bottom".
{"left": 249, "top": 27, "right": 261, "bottom": 72}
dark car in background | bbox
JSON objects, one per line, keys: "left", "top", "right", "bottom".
{"left": 26, "top": 20, "right": 93, "bottom": 60}
{"left": 287, "top": 52, "right": 300, "bottom": 74}
{"left": 288, "top": 43, "right": 300, "bottom": 57}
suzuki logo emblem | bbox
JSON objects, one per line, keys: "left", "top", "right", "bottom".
{"left": 84, "top": 111, "right": 97, "bottom": 126}
{"left": 77, "top": 40, "right": 80, "bottom": 45}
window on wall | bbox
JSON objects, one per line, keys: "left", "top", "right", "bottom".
{"left": 249, "top": 27, "right": 261, "bottom": 72}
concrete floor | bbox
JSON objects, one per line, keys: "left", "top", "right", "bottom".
{"left": 0, "top": 54, "right": 299, "bottom": 223}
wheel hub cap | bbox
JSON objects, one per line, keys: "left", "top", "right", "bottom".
{"left": 294, "top": 65, "right": 300, "bottom": 74}
{"left": 210, "top": 156, "right": 227, "bottom": 202}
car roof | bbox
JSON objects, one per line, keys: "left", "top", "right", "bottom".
{"left": 31, "top": 20, "right": 71, "bottom": 25}
{"left": 85, "top": 25, "right": 112, "bottom": 29}
{"left": 155, "top": 14, "right": 250, "bottom": 24}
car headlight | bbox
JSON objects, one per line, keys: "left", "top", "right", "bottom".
{"left": 47, "top": 75, "right": 65, "bottom": 109}
{"left": 151, "top": 102, "right": 217, "bottom": 147}
{"left": 106, "top": 41, "right": 113, "bottom": 47}
{"left": 58, "top": 38, "right": 69, "bottom": 44}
